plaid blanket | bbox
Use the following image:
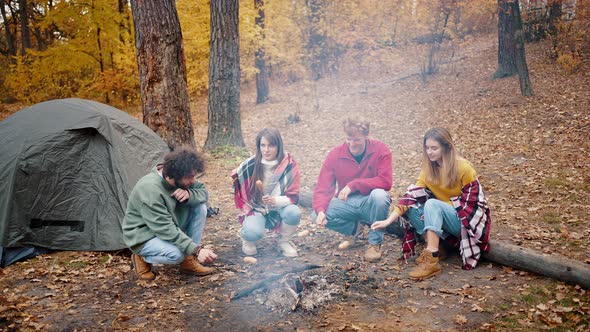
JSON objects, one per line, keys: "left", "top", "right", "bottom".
{"left": 231, "top": 153, "right": 300, "bottom": 228}
{"left": 398, "top": 179, "right": 491, "bottom": 269}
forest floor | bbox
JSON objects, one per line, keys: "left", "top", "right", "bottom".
{"left": 2, "top": 34, "right": 590, "bottom": 331}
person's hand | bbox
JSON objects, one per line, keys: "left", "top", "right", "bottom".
{"left": 371, "top": 219, "right": 393, "bottom": 230}
{"left": 195, "top": 248, "right": 217, "bottom": 264}
{"left": 171, "top": 188, "right": 190, "bottom": 202}
{"left": 371, "top": 212, "right": 399, "bottom": 231}
{"left": 262, "top": 195, "right": 276, "bottom": 207}
{"left": 315, "top": 211, "right": 327, "bottom": 227}
{"left": 337, "top": 186, "right": 352, "bottom": 202}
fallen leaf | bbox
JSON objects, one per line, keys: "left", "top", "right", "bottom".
{"left": 454, "top": 314, "right": 468, "bottom": 325}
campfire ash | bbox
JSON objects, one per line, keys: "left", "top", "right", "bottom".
{"left": 256, "top": 273, "right": 342, "bottom": 312}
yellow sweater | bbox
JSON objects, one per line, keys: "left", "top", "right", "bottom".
{"left": 393, "top": 159, "right": 477, "bottom": 215}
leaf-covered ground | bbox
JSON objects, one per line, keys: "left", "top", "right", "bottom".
{"left": 2, "top": 35, "right": 590, "bottom": 331}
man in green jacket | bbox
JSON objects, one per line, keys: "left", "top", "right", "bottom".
{"left": 123, "top": 147, "right": 217, "bottom": 280}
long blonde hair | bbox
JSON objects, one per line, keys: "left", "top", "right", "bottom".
{"left": 422, "top": 127, "right": 460, "bottom": 188}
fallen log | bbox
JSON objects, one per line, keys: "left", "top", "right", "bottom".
{"left": 231, "top": 264, "right": 322, "bottom": 300}
{"left": 298, "top": 191, "right": 590, "bottom": 288}
{"left": 483, "top": 240, "right": 590, "bottom": 289}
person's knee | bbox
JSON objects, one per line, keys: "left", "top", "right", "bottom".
{"left": 282, "top": 205, "right": 301, "bottom": 225}
{"left": 370, "top": 189, "right": 391, "bottom": 206}
{"left": 166, "top": 248, "right": 185, "bottom": 264}
{"left": 241, "top": 224, "right": 265, "bottom": 241}
{"left": 424, "top": 199, "right": 441, "bottom": 212}
{"left": 194, "top": 203, "right": 208, "bottom": 218}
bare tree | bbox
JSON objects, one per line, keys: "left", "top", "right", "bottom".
{"left": 205, "top": 0, "right": 245, "bottom": 149}
{"left": 255, "top": 0, "right": 269, "bottom": 104}
{"left": 130, "top": 0, "right": 195, "bottom": 149}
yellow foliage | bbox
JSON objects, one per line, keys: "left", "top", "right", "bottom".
{"left": 0, "top": 0, "right": 503, "bottom": 105}
{"left": 557, "top": 53, "right": 581, "bottom": 74}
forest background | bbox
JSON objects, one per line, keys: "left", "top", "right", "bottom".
{"left": 0, "top": 0, "right": 537, "bottom": 108}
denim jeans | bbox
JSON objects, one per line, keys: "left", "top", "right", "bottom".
{"left": 241, "top": 204, "right": 301, "bottom": 242}
{"left": 138, "top": 203, "right": 207, "bottom": 265}
{"left": 405, "top": 199, "right": 461, "bottom": 239}
{"left": 321, "top": 189, "right": 391, "bottom": 245}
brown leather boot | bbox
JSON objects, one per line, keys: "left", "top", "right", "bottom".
{"left": 131, "top": 254, "right": 156, "bottom": 280}
{"left": 364, "top": 244, "right": 382, "bottom": 262}
{"left": 409, "top": 250, "right": 442, "bottom": 280}
{"left": 180, "top": 256, "right": 215, "bottom": 276}
{"left": 416, "top": 244, "right": 447, "bottom": 264}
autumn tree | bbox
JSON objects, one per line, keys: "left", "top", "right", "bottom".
{"left": 494, "top": 0, "right": 534, "bottom": 96}
{"left": 130, "top": 0, "right": 195, "bottom": 149}
{"left": 205, "top": 0, "right": 245, "bottom": 149}
{"left": 255, "top": 0, "right": 269, "bottom": 104}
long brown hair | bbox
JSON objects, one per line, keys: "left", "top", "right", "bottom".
{"left": 421, "top": 127, "right": 460, "bottom": 188}
{"left": 249, "top": 128, "right": 285, "bottom": 201}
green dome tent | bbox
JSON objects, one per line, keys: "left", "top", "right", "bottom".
{"left": 0, "top": 98, "right": 170, "bottom": 265}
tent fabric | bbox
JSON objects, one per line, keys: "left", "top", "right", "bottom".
{"left": 0, "top": 98, "right": 170, "bottom": 252}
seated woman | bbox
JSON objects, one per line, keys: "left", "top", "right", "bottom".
{"left": 372, "top": 127, "right": 491, "bottom": 279}
{"left": 232, "top": 128, "right": 301, "bottom": 257}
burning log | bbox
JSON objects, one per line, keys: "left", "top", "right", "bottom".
{"left": 231, "top": 264, "right": 322, "bottom": 300}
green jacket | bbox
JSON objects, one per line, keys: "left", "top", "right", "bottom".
{"left": 122, "top": 167, "right": 208, "bottom": 255}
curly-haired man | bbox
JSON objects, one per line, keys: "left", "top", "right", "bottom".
{"left": 123, "top": 147, "right": 217, "bottom": 280}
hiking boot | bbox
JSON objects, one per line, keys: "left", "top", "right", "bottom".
{"left": 241, "top": 237, "right": 258, "bottom": 256}
{"left": 180, "top": 256, "right": 215, "bottom": 276}
{"left": 278, "top": 223, "right": 298, "bottom": 257}
{"left": 415, "top": 249, "right": 429, "bottom": 264}
{"left": 364, "top": 244, "right": 382, "bottom": 262}
{"left": 409, "top": 250, "right": 442, "bottom": 280}
{"left": 131, "top": 254, "right": 156, "bottom": 280}
{"left": 338, "top": 223, "right": 364, "bottom": 249}
{"left": 416, "top": 244, "right": 447, "bottom": 264}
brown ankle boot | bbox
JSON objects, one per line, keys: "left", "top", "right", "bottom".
{"left": 131, "top": 254, "right": 156, "bottom": 280}
{"left": 414, "top": 249, "right": 429, "bottom": 264}
{"left": 364, "top": 244, "right": 382, "bottom": 262}
{"left": 408, "top": 250, "right": 441, "bottom": 280}
{"left": 180, "top": 256, "right": 215, "bottom": 276}
{"left": 416, "top": 243, "right": 448, "bottom": 264}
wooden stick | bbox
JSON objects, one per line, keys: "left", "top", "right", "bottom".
{"left": 231, "top": 264, "right": 322, "bottom": 300}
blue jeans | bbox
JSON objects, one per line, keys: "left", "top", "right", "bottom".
{"left": 138, "top": 203, "right": 207, "bottom": 265}
{"left": 241, "top": 204, "right": 301, "bottom": 241}
{"left": 405, "top": 199, "right": 461, "bottom": 239}
{"left": 322, "top": 189, "right": 391, "bottom": 245}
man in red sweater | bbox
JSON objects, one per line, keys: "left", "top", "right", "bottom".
{"left": 313, "top": 118, "right": 392, "bottom": 262}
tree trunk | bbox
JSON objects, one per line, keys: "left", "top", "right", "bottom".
{"left": 130, "top": 0, "right": 195, "bottom": 150}
{"left": 548, "top": 0, "right": 562, "bottom": 59}
{"left": 19, "top": 0, "right": 31, "bottom": 55}
{"left": 255, "top": 0, "right": 269, "bottom": 104}
{"left": 494, "top": 0, "right": 534, "bottom": 96}
{"left": 494, "top": 0, "right": 518, "bottom": 78}
{"left": 512, "top": 1, "right": 534, "bottom": 96}
{"left": 0, "top": 0, "right": 17, "bottom": 57}
{"left": 484, "top": 240, "right": 590, "bottom": 289}
{"left": 205, "top": 0, "right": 245, "bottom": 149}
{"left": 305, "top": 0, "right": 325, "bottom": 80}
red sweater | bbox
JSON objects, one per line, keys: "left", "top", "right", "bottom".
{"left": 312, "top": 138, "right": 392, "bottom": 213}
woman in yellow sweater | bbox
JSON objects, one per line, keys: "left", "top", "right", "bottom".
{"left": 372, "top": 127, "right": 491, "bottom": 279}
